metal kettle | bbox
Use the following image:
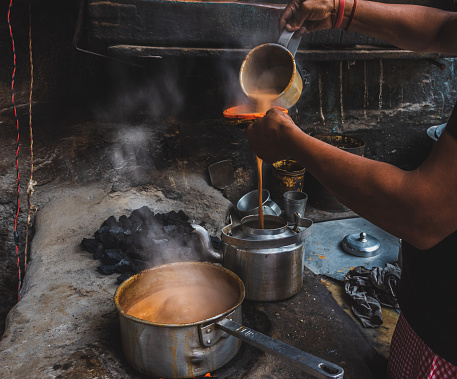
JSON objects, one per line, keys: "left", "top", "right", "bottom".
{"left": 193, "top": 214, "right": 313, "bottom": 301}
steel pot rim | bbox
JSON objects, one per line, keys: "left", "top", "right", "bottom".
{"left": 114, "top": 261, "right": 245, "bottom": 327}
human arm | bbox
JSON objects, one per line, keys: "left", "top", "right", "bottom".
{"left": 245, "top": 107, "right": 457, "bottom": 250}
{"left": 280, "top": 0, "right": 457, "bottom": 54}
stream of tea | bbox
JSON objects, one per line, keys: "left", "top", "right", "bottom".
{"left": 252, "top": 91, "right": 279, "bottom": 229}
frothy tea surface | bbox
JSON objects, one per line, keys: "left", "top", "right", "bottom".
{"left": 127, "top": 285, "right": 238, "bottom": 324}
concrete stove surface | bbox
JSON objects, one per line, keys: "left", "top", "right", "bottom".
{"left": 0, "top": 182, "right": 386, "bottom": 379}
{"left": 305, "top": 217, "right": 401, "bottom": 281}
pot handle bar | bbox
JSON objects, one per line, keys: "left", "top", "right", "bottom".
{"left": 277, "top": 29, "right": 302, "bottom": 57}
{"left": 216, "top": 318, "right": 344, "bottom": 379}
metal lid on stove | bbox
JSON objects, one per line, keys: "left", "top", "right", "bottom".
{"left": 342, "top": 232, "right": 380, "bottom": 257}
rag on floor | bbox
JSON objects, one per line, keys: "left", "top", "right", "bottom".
{"left": 344, "top": 263, "right": 401, "bottom": 327}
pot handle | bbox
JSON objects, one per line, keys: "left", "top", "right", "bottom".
{"left": 215, "top": 318, "right": 344, "bottom": 379}
{"left": 277, "top": 29, "right": 302, "bottom": 57}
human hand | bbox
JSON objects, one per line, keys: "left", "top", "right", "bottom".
{"left": 244, "top": 108, "right": 301, "bottom": 163}
{"left": 279, "top": 0, "right": 336, "bottom": 34}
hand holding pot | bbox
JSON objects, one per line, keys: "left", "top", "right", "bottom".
{"left": 279, "top": 0, "right": 340, "bottom": 34}
{"left": 245, "top": 108, "right": 300, "bottom": 163}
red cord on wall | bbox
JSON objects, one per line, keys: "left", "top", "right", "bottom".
{"left": 8, "top": 0, "right": 22, "bottom": 301}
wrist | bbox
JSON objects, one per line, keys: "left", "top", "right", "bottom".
{"left": 343, "top": 0, "right": 357, "bottom": 32}
{"left": 333, "top": 0, "right": 345, "bottom": 29}
{"left": 279, "top": 122, "right": 305, "bottom": 160}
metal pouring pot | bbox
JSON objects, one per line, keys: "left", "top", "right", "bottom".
{"left": 240, "top": 30, "right": 303, "bottom": 109}
{"left": 193, "top": 214, "right": 313, "bottom": 301}
{"left": 114, "top": 262, "right": 344, "bottom": 379}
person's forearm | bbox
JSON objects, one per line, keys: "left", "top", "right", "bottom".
{"left": 343, "top": 0, "right": 457, "bottom": 53}
{"left": 281, "top": 127, "right": 448, "bottom": 249}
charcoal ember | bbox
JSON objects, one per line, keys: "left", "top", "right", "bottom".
{"left": 115, "top": 257, "right": 133, "bottom": 273}
{"left": 131, "top": 259, "right": 150, "bottom": 273}
{"left": 136, "top": 230, "right": 167, "bottom": 249}
{"left": 148, "top": 239, "right": 167, "bottom": 253}
{"left": 131, "top": 206, "right": 154, "bottom": 223}
{"left": 117, "top": 272, "right": 134, "bottom": 284}
{"left": 167, "top": 210, "right": 180, "bottom": 221}
{"left": 131, "top": 221, "right": 143, "bottom": 232}
{"left": 109, "top": 225, "right": 124, "bottom": 234}
{"left": 126, "top": 245, "right": 150, "bottom": 261}
{"left": 163, "top": 225, "right": 176, "bottom": 234}
{"left": 129, "top": 211, "right": 142, "bottom": 223}
{"left": 102, "top": 215, "right": 119, "bottom": 228}
{"left": 177, "top": 210, "right": 189, "bottom": 222}
{"left": 211, "top": 236, "right": 223, "bottom": 250}
{"left": 94, "top": 225, "right": 109, "bottom": 241}
{"left": 97, "top": 264, "right": 116, "bottom": 275}
{"left": 103, "top": 249, "right": 125, "bottom": 265}
{"left": 81, "top": 238, "right": 98, "bottom": 254}
{"left": 153, "top": 213, "right": 166, "bottom": 224}
{"left": 119, "top": 215, "right": 133, "bottom": 230}
{"left": 97, "top": 226, "right": 125, "bottom": 249}
{"left": 94, "top": 243, "right": 104, "bottom": 260}
{"left": 128, "top": 213, "right": 143, "bottom": 231}
{"left": 175, "top": 221, "right": 194, "bottom": 234}
{"left": 120, "top": 234, "right": 135, "bottom": 250}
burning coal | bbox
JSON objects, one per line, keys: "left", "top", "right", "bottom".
{"left": 81, "top": 206, "right": 221, "bottom": 284}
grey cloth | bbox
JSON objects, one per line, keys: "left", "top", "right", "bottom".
{"left": 344, "top": 263, "right": 401, "bottom": 328}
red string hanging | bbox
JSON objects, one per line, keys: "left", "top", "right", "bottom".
{"left": 8, "top": 0, "right": 22, "bottom": 301}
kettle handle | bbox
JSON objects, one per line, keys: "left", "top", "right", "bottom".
{"left": 291, "top": 215, "right": 314, "bottom": 237}
{"left": 277, "top": 29, "right": 302, "bottom": 57}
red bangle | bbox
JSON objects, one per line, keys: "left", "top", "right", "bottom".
{"left": 344, "top": 0, "right": 357, "bottom": 32}
{"left": 334, "top": 0, "right": 345, "bottom": 29}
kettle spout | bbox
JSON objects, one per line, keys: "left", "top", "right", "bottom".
{"left": 191, "top": 224, "right": 223, "bottom": 262}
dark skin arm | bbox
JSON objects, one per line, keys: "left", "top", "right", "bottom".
{"left": 245, "top": 1, "right": 457, "bottom": 250}
{"left": 246, "top": 108, "right": 457, "bottom": 250}
{"left": 280, "top": 0, "right": 457, "bottom": 54}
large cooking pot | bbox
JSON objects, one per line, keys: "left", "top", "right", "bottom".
{"left": 193, "top": 214, "right": 313, "bottom": 301}
{"left": 114, "top": 262, "right": 344, "bottom": 378}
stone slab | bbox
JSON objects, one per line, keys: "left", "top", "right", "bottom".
{"left": 305, "top": 217, "right": 401, "bottom": 281}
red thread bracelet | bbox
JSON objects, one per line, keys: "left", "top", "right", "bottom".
{"left": 334, "top": 0, "right": 345, "bottom": 29}
{"left": 344, "top": 0, "right": 357, "bottom": 32}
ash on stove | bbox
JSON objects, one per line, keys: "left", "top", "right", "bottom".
{"left": 81, "top": 206, "right": 220, "bottom": 284}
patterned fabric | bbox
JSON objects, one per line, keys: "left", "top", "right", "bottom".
{"left": 388, "top": 313, "right": 457, "bottom": 379}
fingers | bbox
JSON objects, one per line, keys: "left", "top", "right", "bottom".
{"left": 279, "top": 4, "right": 294, "bottom": 32}
{"left": 267, "top": 107, "right": 294, "bottom": 124}
{"left": 279, "top": 0, "right": 303, "bottom": 32}
{"left": 279, "top": 0, "right": 334, "bottom": 34}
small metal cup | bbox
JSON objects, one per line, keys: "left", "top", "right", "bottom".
{"left": 239, "top": 30, "right": 303, "bottom": 110}
{"left": 237, "top": 189, "right": 280, "bottom": 217}
{"left": 283, "top": 191, "right": 308, "bottom": 222}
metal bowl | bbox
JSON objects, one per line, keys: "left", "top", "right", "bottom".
{"left": 236, "top": 189, "right": 281, "bottom": 217}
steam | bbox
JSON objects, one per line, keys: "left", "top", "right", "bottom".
{"left": 109, "top": 127, "right": 156, "bottom": 188}
{"left": 135, "top": 216, "right": 202, "bottom": 268}
{"left": 97, "top": 61, "right": 184, "bottom": 121}
{"left": 216, "top": 58, "right": 249, "bottom": 109}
